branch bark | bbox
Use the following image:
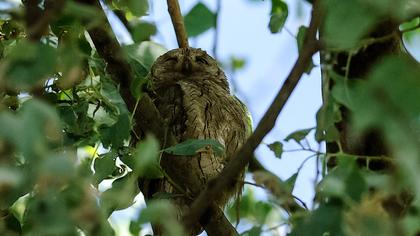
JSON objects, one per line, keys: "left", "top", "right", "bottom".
{"left": 166, "top": 0, "right": 189, "bottom": 48}
{"left": 183, "top": 1, "right": 322, "bottom": 230}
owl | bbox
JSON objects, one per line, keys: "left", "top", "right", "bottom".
{"left": 143, "top": 47, "right": 249, "bottom": 235}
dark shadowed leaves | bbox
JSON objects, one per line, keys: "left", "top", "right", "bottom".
{"left": 93, "top": 152, "right": 118, "bottom": 185}
{"left": 99, "top": 114, "right": 130, "bottom": 148}
{"left": 98, "top": 82, "right": 131, "bottom": 148}
{"left": 184, "top": 2, "right": 216, "bottom": 37}
{"left": 2, "top": 41, "right": 57, "bottom": 90}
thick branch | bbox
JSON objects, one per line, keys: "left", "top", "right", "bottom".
{"left": 183, "top": 1, "right": 322, "bottom": 229}
{"left": 166, "top": 0, "right": 189, "bottom": 48}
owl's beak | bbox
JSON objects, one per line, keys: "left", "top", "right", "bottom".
{"left": 181, "top": 57, "right": 192, "bottom": 74}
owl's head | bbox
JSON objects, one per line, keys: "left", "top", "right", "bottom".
{"left": 150, "top": 48, "right": 229, "bottom": 91}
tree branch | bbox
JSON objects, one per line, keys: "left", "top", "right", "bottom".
{"left": 183, "top": 0, "right": 322, "bottom": 230}
{"left": 166, "top": 0, "right": 189, "bottom": 48}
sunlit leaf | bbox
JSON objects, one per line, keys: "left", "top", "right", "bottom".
{"left": 269, "top": 0, "right": 288, "bottom": 33}
{"left": 112, "top": 0, "right": 149, "bottom": 17}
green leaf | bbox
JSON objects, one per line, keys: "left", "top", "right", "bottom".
{"left": 323, "top": 0, "right": 379, "bottom": 49}
{"left": 289, "top": 203, "right": 344, "bottom": 236}
{"left": 318, "top": 157, "right": 367, "bottom": 201}
{"left": 100, "top": 81, "right": 130, "bottom": 115}
{"left": 100, "top": 173, "right": 140, "bottom": 215}
{"left": 163, "top": 139, "right": 225, "bottom": 156}
{"left": 184, "top": 3, "right": 216, "bottom": 37}
{"left": 296, "top": 25, "right": 314, "bottom": 74}
{"left": 138, "top": 200, "right": 186, "bottom": 236}
{"left": 267, "top": 141, "right": 283, "bottom": 158}
{"left": 58, "top": 102, "right": 95, "bottom": 140}
{"left": 129, "top": 220, "right": 142, "bottom": 236}
{"left": 3, "top": 41, "right": 57, "bottom": 89}
{"left": 131, "top": 21, "right": 157, "bottom": 43}
{"left": 227, "top": 189, "right": 277, "bottom": 225}
{"left": 125, "top": 41, "right": 167, "bottom": 71}
{"left": 230, "top": 56, "right": 247, "bottom": 71}
{"left": 285, "top": 173, "right": 298, "bottom": 193}
{"left": 133, "top": 135, "right": 162, "bottom": 179}
{"left": 114, "top": 0, "right": 149, "bottom": 17}
{"left": 284, "top": 128, "right": 313, "bottom": 143}
{"left": 315, "top": 96, "right": 341, "bottom": 142}
{"left": 18, "top": 100, "right": 61, "bottom": 159}
{"left": 99, "top": 114, "right": 131, "bottom": 148}
{"left": 93, "top": 152, "right": 118, "bottom": 185}
{"left": 268, "top": 0, "right": 288, "bottom": 33}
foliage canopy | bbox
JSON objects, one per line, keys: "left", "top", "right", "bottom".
{"left": 0, "top": 0, "right": 419, "bottom": 235}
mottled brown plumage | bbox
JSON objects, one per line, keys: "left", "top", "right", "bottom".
{"left": 145, "top": 47, "right": 249, "bottom": 235}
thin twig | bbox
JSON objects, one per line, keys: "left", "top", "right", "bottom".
{"left": 166, "top": 0, "right": 189, "bottom": 48}
{"left": 183, "top": 0, "right": 322, "bottom": 230}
